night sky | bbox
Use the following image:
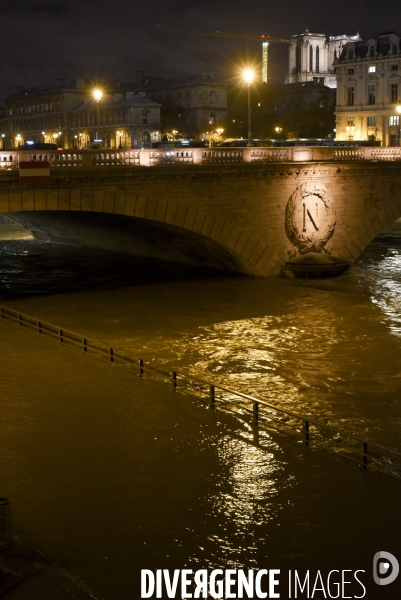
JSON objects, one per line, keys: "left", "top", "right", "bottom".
{"left": 1, "top": 0, "right": 400, "bottom": 102}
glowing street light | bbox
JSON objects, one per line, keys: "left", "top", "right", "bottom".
{"left": 243, "top": 69, "right": 254, "bottom": 146}
{"left": 93, "top": 88, "right": 103, "bottom": 142}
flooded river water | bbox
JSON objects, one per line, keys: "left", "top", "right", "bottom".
{"left": 0, "top": 218, "right": 400, "bottom": 598}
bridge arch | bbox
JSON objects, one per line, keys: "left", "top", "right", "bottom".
{"left": 340, "top": 199, "right": 401, "bottom": 263}
{"left": 3, "top": 186, "right": 281, "bottom": 277}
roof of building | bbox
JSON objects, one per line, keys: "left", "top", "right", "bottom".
{"left": 338, "top": 32, "right": 400, "bottom": 60}
{"left": 142, "top": 72, "right": 228, "bottom": 90}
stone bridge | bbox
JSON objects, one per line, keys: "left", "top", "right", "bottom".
{"left": 0, "top": 146, "right": 400, "bottom": 276}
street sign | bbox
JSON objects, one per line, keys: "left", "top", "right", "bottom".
{"left": 19, "top": 161, "right": 50, "bottom": 184}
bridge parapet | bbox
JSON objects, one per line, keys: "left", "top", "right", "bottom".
{"left": 0, "top": 145, "right": 400, "bottom": 172}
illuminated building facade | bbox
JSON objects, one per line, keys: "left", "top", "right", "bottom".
{"left": 334, "top": 32, "right": 401, "bottom": 145}
{"left": 286, "top": 29, "right": 360, "bottom": 89}
{"left": 1, "top": 79, "right": 161, "bottom": 149}
{"left": 142, "top": 71, "right": 228, "bottom": 140}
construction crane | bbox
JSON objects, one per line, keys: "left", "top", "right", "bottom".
{"left": 156, "top": 27, "right": 290, "bottom": 83}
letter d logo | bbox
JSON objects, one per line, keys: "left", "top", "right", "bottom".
{"left": 373, "top": 551, "right": 399, "bottom": 585}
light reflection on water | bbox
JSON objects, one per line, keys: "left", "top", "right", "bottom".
{"left": 194, "top": 431, "right": 288, "bottom": 570}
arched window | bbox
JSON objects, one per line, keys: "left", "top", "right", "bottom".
{"left": 316, "top": 46, "right": 320, "bottom": 73}
{"left": 209, "top": 90, "right": 216, "bottom": 104}
{"left": 309, "top": 46, "right": 313, "bottom": 71}
{"left": 141, "top": 131, "right": 151, "bottom": 148}
{"left": 208, "top": 112, "right": 215, "bottom": 125}
{"left": 296, "top": 46, "right": 301, "bottom": 72}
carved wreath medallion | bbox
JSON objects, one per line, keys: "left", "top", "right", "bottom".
{"left": 285, "top": 182, "right": 336, "bottom": 254}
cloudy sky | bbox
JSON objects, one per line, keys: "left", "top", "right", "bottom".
{"left": 0, "top": 0, "right": 399, "bottom": 101}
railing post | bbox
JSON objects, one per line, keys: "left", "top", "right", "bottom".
{"left": 304, "top": 420, "right": 310, "bottom": 445}
{"left": 83, "top": 338, "right": 87, "bottom": 353}
{"left": 210, "top": 384, "right": 215, "bottom": 406}
{"left": 109, "top": 347, "right": 114, "bottom": 363}
{"left": 59, "top": 328, "right": 63, "bottom": 343}
{"left": 172, "top": 371, "right": 177, "bottom": 391}
{"left": 253, "top": 401, "right": 259, "bottom": 422}
{"left": 363, "top": 442, "right": 368, "bottom": 469}
{"left": 18, "top": 314, "right": 22, "bottom": 326}
{"left": 139, "top": 358, "right": 144, "bottom": 377}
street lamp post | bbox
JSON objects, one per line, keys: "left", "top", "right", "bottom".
{"left": 243, "top": 70, "right": 254, "bottom": 146}
{"left": 93, "top": 89, "right": 103, "bottom": 143}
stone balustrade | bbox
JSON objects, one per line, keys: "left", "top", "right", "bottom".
{"left": 0, "top": 146, "right": 400, "bottom": 170}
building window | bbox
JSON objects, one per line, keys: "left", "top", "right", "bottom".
{"left": 348, "top": 68, "right": 354, "bottom": 75}
{"left": 369, "top": 45, "right": 375, "bottom": 57}
{"left": 391, "top": 83, "right": 399, "bottom": 103}
{"left": 209, "top": 90, "right": 216, "bottom": 105}
{"left": 309, "top": 46, "right": 313, "bottom": 71}
{"left": 367, "top": 116, "right": 377, "bottom": 127}
{"left": 392, "top": 43, "right": 398, "bottom": 54}
{"left": 316, "top": 46, "right": 319, "bottom": 72}
{"left": 348, "top": 48, "right": 354, "bottom": 59}
{"left": 391, "top": 64, "right": 399, "bottom": 71}
{"left": 368, "top": 65, "right": 376, "bottom": 73}
{"left": 368, "top": 85, "right": 376, "bottom": 105}
{"left": 347, "top": 87, "right": 355, "bottom": 106}
{"left": 347, "top": 118, "right": 355, "bottom": 126}
{"left": 389, "top": 115, "right": 400, "bottom": 126}
{"left": 296, "top": 46, "right": 301, "bottom": 73}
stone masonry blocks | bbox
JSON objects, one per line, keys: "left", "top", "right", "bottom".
{"left": 33, "top": 188, "right": 46, "bottom": 211}
{"left": 22, "top": 188, "right": 35, "bottom": 211}
{"left": 124, "top": 194, "right": 136, "bottom": 217}
{"left": 103, "top": 191, "right": 115, "bottom": 214}
{"left": 164, "top": 202, "right": 178, "bottom": 225}
{"left": 70, "top": 188, "right": 82, "bottom": 211}
{"left": 113, "top": 192, "right": 126, "bottom": 215}
{"left": 154, "top": 199, "right": 168, "bottom": 223}
{"left": 58, "top": 188, "right": 70, "bottom": 211}
{"left": 91, "top": 190, "right": 104, "bottom": 213}
{"left": 46, "top": 189, "right": 58, "bottom": 211}
{"left": 0, "top": 190, "right": 9, "bottom": 212}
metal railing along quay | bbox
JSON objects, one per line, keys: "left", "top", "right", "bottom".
{"left": 1, "top": 304, "right": 401, "bottom": 480}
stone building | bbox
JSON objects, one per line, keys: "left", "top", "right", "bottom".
{"left": 142, "top": 70, "right": 228, "bottom": 139}
{"left": 334, "top": 32, "right": 401, "bottom": 145}
{"left": 68, "top": 91, "right": 161, "bottom": 149}
{"left": 227, "top": 78, "right": 336, "bottom": 140}
{"left": 286, "top": 28, "right": 360, "bottom": 88}
{"left": 1, "top": 79, "right": 161, "bottom": 149}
